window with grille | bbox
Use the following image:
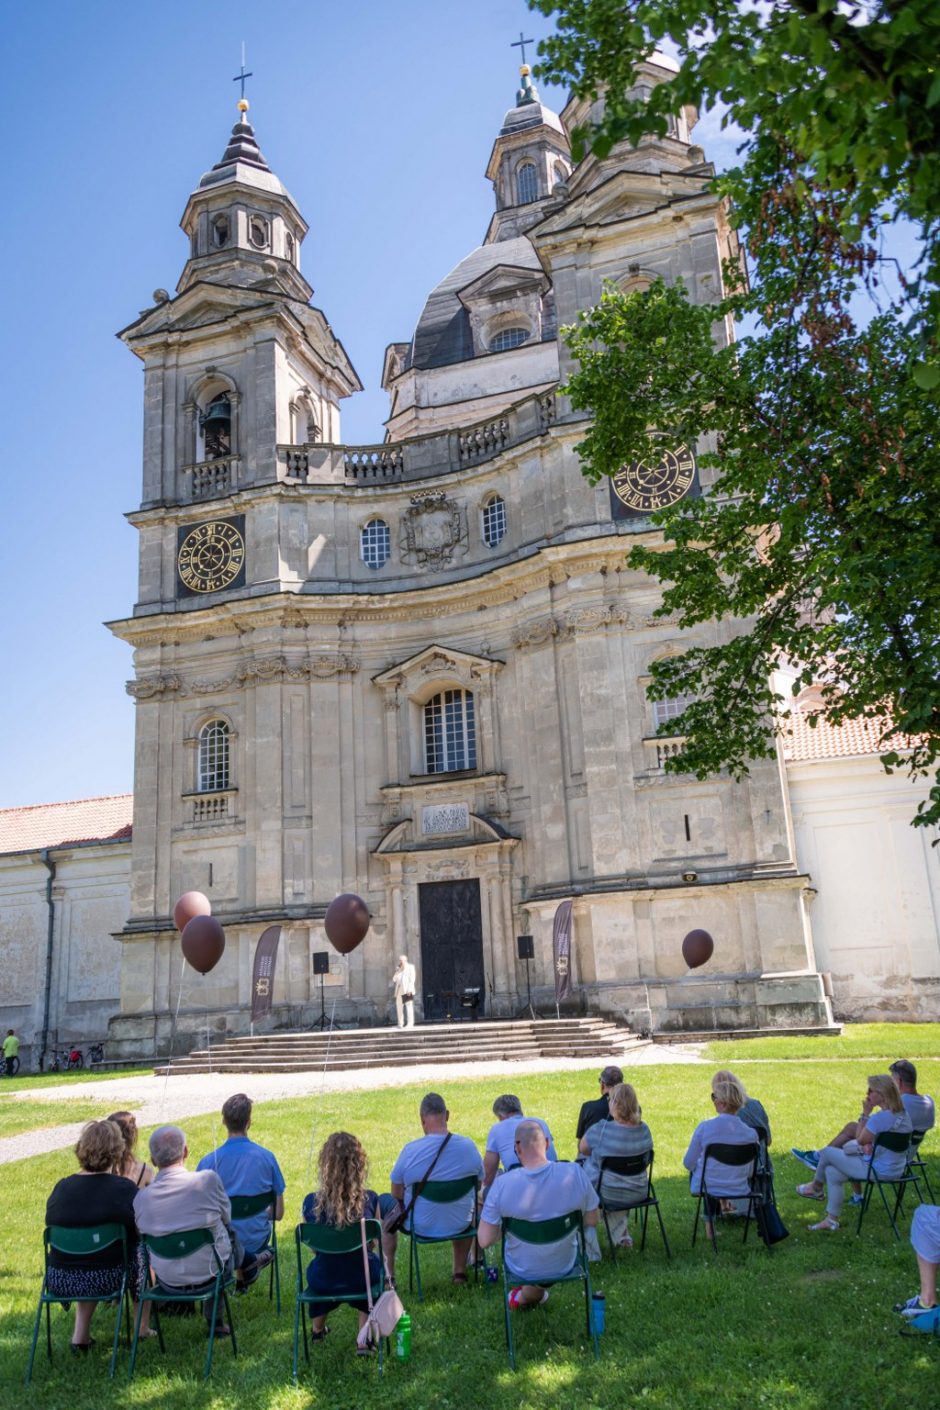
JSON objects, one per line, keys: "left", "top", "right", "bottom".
{"left": 489, "top": 326, "right": 529, "bottom": 353}
{"left": 482, "top": 495, "right": 507, "bottom": 547}
{"left": 198, "top": 719, "right": 230, "bottom": 792}
{"left": 360, "top": 518, "right": 391, "bottom": 569}
{"left": 517, "top": 162, "right": 538, "bottom": 204}
{"left": 424, "top": 689, "right": 477, "bottom": 774}
{"left": 652, "top": 694, "right": 696, "bottom": 729}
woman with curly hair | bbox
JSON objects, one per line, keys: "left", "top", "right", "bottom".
{"left": 301, "top": 1131, "right": 384, "bottom": 1348}
{"left": 107, "top": 1110, "right": 154, "bottom": 1189}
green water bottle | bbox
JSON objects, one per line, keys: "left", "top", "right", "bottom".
{"left": 395, "top": 1311, "right": 411, "bottom": 1361}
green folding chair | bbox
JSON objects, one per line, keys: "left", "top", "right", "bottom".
{"left": 229, "top": 1192, "right": 281, "bottom": 1313}
{"left": 293, "top": 1217, "right": 386, "bottom": 1382}
{"left": 855, "top": 1131, "right": 924, "bottom": 1239}
{"left": 500, "top": 1209, "right": 599, "bottom": 1371}
{"left": 129, "top": 1228, "right": 237, "bottom": 1380}
{"left": 25, "top": 1224, "right": 131, "bottom": 1383}
{"left": 405, "top": 1175, "right": 488, "bottom": 1300}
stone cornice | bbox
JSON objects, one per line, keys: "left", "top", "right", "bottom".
{"left": 108, "top": 536, "right": 669, "bottom": 648}
{"left": 126, "top": 653, "right": 359, "bottom": 700}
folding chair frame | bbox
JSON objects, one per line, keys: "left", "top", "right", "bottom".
{"left": 404, "top": 1175, "right": 488, "bottom": 1301}
{"left": 598, "top": 1150, "right": 671, "bottom": 1260}
{"left": 500, "top": 1209, "right": 599, "bottom": 1372}
{"left": 25, "top": 1224, "right": 131, "bottom": 1383}
{"left": 691, "top": 1142, "right": 761, "bottom": 1251}
{"left": 229, "top": 1191, "right": 281, "bottom": 1313}
{"left": 855, "top": 1130, "right": 924, "bottom": 1240}
{"left": 909, "top": 1130, "right": 936, "bottom": 1204}
{"left": 129, "top": 1227, "right": 237, "bottom": 1380}
{"left": 293, "top": 1217, "right": 387, "bottom": 1383}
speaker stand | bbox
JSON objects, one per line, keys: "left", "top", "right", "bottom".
{"left": 310, "top": 973, "right": 338, "bottom": 1031}
{"left": 514, "top": 956, "right": 541, "bottom": 1021}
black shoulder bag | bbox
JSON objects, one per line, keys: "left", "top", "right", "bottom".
{"left": 383, "top": 1132, "right": 453, "bottom": 1235}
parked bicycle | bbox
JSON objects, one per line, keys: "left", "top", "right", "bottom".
{"left": 89, "top": 1042, "right": 104, "bottom": 1064}
{"left": 0, "top": 1055, "right": 20, "bottom": 1077}
{"left": 49, "top": 1047, "right": 84, "bottom": 1073}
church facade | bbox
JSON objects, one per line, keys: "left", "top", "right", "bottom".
{"left": 105, "top": 57, "right": 838, "bottom": 1056}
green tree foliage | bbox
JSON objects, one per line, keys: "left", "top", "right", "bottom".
{"left": 532, "top": 1, "right": 940, "bottom": 827}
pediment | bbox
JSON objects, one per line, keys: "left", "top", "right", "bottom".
{"left": 535, "top": 168, "right": 712, "bottom": 238}
{"left": 457, "top": 263, "right": 550, "bottom": 307}
{"left": 119, "top": 282, "right": 276, "bottom": 343}
{"left": 373, "top": 643, "right": 503, "bottom": 690}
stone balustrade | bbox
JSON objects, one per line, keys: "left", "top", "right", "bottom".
{"left": 184, "top": 456, "right": 236, "bottom": 500}
{"left": 276, "top": 388, "right": 559, "bottom": 489}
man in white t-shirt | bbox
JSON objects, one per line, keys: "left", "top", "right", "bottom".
{"left": 479, "top": 1120, "right": 598, "bottom": 1309}
{"left": 483, "top": 1094, "right": 557, "bottom": 1190}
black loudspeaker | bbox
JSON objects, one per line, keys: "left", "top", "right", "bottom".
{"left": 517, "top": 934, "right": 535, "bottom": 961}
{"left": 312, "top": 951, "right": 330, "bottom": 975}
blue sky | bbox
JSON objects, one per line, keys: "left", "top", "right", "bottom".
{"left": 0, "top": 3, "right": 910, "bottom": 809}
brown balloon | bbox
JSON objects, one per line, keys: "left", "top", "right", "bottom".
{"left": 682, "top": 928, "right": 715, "bottom": 969}
{"left": 324, "top": 893, "right": 371, "bottom": 955}
{"left": 181, "top": 914, "right": 226, "bottom": 975}
{"left": 174, "top": 890, "right": 212, "bottom": 932}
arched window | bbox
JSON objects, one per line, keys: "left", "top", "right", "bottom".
{"left": 212, "top": 213, "right": 230, "bottom": 247}
{"left": 198, "top": 719, "right": 230, "bottom": 792}
{"left": 489, "top": 326, "right": 529, "bottom": 353}
{"left": 481, "top": 494, "right": 507, "bottom": 548}
{"left": 652, "top": 693, "right": 696, "bottom": 730}
{"left": 424, "top": 689, "right": 476, "bottom": 774}
{"left": 199, "top": 393, "right": 232, "bottom": 460}
{"left": 360, "top": 518, "right": 391, "bottom": 569}
{"left": 516, "top": 162, "right": 538, "bottom": 204}
{"left": 249, "top": 215, "right": 268, "bottom": 249}
{"left": 286, "top": 232, "right": 295, "bottom": 262}
{"left": 553, "top": 162, "right": 568, "bottom": 188}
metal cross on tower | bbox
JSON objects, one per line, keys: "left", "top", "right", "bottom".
{"left": 511, "top": 31, "right": 535, "bottom": 68}
{"left": 232, "top": 44, "right": 253, "bottom": 102}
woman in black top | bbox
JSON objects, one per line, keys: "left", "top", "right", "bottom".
{"left": 44, "top": 1119, "right": 147, "bottom": 1350}
{"left": 302, "top": 1131, "right": 383, "bottom": 1348}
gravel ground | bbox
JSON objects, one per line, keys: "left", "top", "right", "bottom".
{"left": 0, "top": 1041, "right": 704, "bottom": 1165}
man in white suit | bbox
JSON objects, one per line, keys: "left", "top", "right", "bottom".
{"left": 392, "top": 954, "right": 417, "bottom": 1028}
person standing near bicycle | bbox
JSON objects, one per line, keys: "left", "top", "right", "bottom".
{"left": 3, "top": 1029, "right": 19, "bottom": 1076}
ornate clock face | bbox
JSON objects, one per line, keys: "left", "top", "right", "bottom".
{"left": 611, "top": 445, "right": 697, "bottom": 515}
{"left": 176, "top": 517, "right": 246, "bottom": 596}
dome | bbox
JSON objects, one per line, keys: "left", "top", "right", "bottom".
{"left": 407, "top": 235, "right": 544, "bottom": 370}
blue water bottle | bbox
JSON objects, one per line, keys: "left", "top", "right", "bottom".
{"left": 591, "top": 1292, "right": 606, "bottom": 1335}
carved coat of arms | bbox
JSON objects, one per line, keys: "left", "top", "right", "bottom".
{"left": 400, "top": 492, "right": 468, "bottom": 570}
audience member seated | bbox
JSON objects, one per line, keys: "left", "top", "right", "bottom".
{"left": 134, "top": 1124, "right": 272, "bottom": 1335}
{"left": 301, "top": 1131, "right": 385, "bottom": 1349}
{"left": 684, "top": 1074, "right": 759, "bottom": 1240}
{"left": 478, "top": 1119, "right": 599, "bottom": 1309}
{"left": 575, "top": 1066, "right": 624, "bottom": 1146}
{"left": 710, "top": 1069, "right": 772, "bottom": 1214}
{"left": 108, "top": 1110, "right": 154, "bottom": 1190}
{"left": 45, "top": 1119, "right": 149, "bottom": 1351}
{"left": 579, "top": 1081, "right": 652, "bottom": 1252}
{"left": 384, "top": 1092, "right": 483, "bottom": 1285}
{"left": 796, "top": 1074, "right": 913, "bottom": 1232}
{"left": 895, "top": 1204, "right": 940, "bottom": 1321}
{"left": 792, "top": 1056, "right": 931, "bottom": 1172}
{"left": 483, "top": 1094, "right": 557, "bottom": 1189}
{"left": 197, "top": 1093, "right": 285, "bottom": 1263}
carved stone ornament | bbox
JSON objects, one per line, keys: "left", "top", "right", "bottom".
{"left": 126, "top": 674, "right": 181, "bottom": 700}
{"left": 565, "top": 604, "right": 630, "bottom": 635}
{"left": 400, "top": 492, "right": 469, "bottom": 571}
{"left": 512, "top": 615, "right": 560, "bottom": 649}
{"left": 190, "top": 676, "right": 235, "bottom": 694}
{"left": 235, "top": 654, "right": 359, "bottom": 685}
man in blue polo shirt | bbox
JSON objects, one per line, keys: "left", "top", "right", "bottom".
{"left": 385, "top": 1091, "right": 483, "bottom": 1285}
{"left": 197, "top": 1092, "right": 285, "bottom": 1280}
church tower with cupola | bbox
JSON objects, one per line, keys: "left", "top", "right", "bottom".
{"left": 107, "top": 66, "right": 831, "bottom": 1058}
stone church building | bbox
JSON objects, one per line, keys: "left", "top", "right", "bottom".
{"left": 3, "top": 57, "right": 937, "bottom": 1063}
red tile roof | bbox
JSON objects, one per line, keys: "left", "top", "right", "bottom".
{"left": 782, "top": 710, "right": 901, "bottom": 762}
{"left": 0, "top": 794, "right": 133, "bottom": 855}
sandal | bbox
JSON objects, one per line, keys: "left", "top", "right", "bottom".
{"left": 310, "top": 1326, "right": 331, "bottom": 1343}
{"left": 452, "top": 1272, "right": 468, "bottom": 1285}
{"left": 796, "top": 1183, "right": 824, "bottom": 1200}
{"left": 809, "top": 1215, "right": 840, "bottom": 1232}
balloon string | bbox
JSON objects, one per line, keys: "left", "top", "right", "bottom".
{"left": 304, "top": 988, "right": 339, "bottom": 1189}
{"left": 160, "top": 955, "right": 187, "bottom": 1115}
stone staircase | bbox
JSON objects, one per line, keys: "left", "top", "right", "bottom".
{"left": 154, "top": 1017, "right": 637, "bottom": 1075}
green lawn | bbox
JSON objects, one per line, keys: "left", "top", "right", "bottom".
{"left": 702, "top": 1021, "right": 940, "bottom": 1063}
{"left": 0, "top": 1100, "right": 110, "bottom": 1139}
{"left": 0, "top": 1061, "right": 937, "bottom": 1410}
{"left": 0, "top": 1068, "right": 152, "bottom": 1093}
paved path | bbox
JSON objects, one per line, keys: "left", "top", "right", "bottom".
{"left": 0, "top": 1042, "right": 704, "bottom": 1165}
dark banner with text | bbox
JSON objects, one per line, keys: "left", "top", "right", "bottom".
{"left": 552, "top": 900, "right": 573, "bottom": 1006}
{"left": 251, "top": 925, "right": 282, "bottom": 1022}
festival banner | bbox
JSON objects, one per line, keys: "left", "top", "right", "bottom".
{"left": 250, "top": 925, "right": 282, "bottom": 1022}
{"left": 552, "top": 900, "right": 573, "bottom": 1005}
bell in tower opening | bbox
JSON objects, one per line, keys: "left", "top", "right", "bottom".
{"left": 200, "top": 393, "right": 231, "bottom": 460}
